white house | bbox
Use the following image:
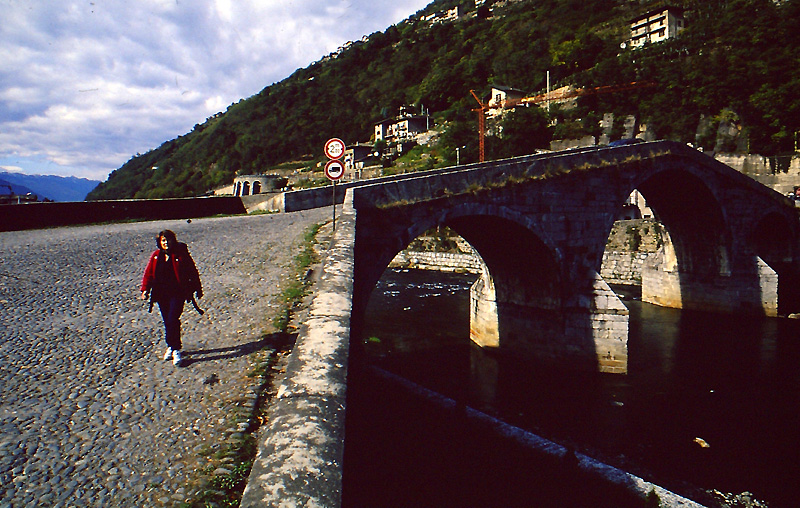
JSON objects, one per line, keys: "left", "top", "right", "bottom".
{"left": 630, "top": 6, "right": 686, "bottom": 48}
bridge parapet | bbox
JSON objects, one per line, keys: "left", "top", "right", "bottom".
{"left": 349, "top": 141, "right": 676, "bottom": 210}
{"left": 240, "top": 195, "right": 356, "bottom": 507}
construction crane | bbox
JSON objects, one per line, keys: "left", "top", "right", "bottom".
{"left": 469, "top": 81, "right": 657, "bottom": 162}
{"left": 470, "top": 90, "right": 488, "bottom": 163}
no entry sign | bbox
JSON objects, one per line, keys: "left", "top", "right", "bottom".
{"left": 324, "top": 159, "right": 345, "bottom": 181}
{"left": 323, "top": 138, "right": 346, "bottom": 160}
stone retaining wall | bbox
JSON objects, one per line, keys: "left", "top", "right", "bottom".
{"left": 389, "top": 250, "right": 483, "bottom": 273}
{"left": 391, "top": 247, "right": 652, "bottom": 287}
{"left": 715, "top": 153, "right": 800, "bottom": 196}
{"left": 601, "top": 251, "right": 654, "bottom": 285}
{"left": 0, "top": 197, "right": 246, "bottom": 232}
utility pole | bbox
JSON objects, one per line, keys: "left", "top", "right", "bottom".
{"left": 546, "top": 70, "right": 551, "bottom": 115}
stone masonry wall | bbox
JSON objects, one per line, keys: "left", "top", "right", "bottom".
{"left": 601, "top": 251, "right": 653, "bottom": 285}
{"left": 601, "top": 219, "right": 663, "bottom": 286}
{"left": 389, "top": 250, "right": 483, "bottom": 273}
{"left": 0, "top": 196, "right": 246, "bottom": 232}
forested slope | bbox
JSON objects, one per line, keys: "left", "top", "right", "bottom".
{"left": 87, "top": 0, "right": 800, "bottom": 200}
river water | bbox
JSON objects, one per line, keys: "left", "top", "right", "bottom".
{"left": 363, "top": 268, "right": 800, "bottom": 507}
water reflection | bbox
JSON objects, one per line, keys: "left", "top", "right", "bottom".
{"left": 364, "top": 268, "right": 800, "bottom": 507}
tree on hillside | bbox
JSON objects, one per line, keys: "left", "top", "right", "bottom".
{"left": 494, "top": 105, "right": 552, "bottom": 158}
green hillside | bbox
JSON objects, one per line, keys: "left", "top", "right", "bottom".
{"left": 87, "top": 0, "right": 800, "bottom": 200}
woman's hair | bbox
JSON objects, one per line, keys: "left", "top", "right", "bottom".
{"left": 156, "top": 229, "right": 177, "bottom": 249}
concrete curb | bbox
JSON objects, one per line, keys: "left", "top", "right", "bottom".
{"left": 240, "top": 196, "right": 356, "bottom": 508}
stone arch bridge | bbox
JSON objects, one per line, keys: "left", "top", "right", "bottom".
{"left": 348, "top": 140, "right": 800, "bottom": 374}
{"left": 242, "top": 140, "right": 800, "bottom": 506}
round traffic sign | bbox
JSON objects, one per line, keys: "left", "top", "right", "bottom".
{"left": 324, "top": 159, "right": 345, "bottom": 181}
{"left": 324, "top": 138, "right": 346, "bottom": 160}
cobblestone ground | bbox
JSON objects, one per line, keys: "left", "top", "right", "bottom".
{"left": 0, "top": 209, "right": 330, "bottom": 507}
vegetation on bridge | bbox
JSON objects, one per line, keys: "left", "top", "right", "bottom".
{"left": 87, "top": 0, "right": 800, "bottom": 201}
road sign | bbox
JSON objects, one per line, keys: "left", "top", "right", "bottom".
{"left": 324, "top": 159, "right": 345, "bottom": 181}
{"left": 324, "top": 138, "right": 346, "bottom": 160}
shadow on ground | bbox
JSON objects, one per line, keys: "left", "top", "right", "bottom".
{"left": 182, "top": 333, "right": 296, "bottom": 366}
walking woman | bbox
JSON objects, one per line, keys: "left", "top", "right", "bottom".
{"left": 140, "top": 229, "right": 203, "bottom": 366}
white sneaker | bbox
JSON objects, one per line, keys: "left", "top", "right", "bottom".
{"left": 172, "top": 349, "right": 183, "bottom": 366}
{"left": 163, "top": 348, "right": 173, "bottom": 361}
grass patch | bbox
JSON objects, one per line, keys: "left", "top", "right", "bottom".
{"left": 272, "top": 223, "right": 322, "bottom": 331}
{"left": 179, "top": 436, "right": 258, "bottom": 508}
{"left": 179, "top": 223, "right": 323, "bottom": 508}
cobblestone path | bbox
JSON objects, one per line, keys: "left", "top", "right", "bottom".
{"left": 0, "top": 209, "right": 330, "bottom": 507}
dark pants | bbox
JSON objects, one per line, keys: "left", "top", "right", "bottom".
{"left": 157, "top": 296, "right": 185, "bottom": 350}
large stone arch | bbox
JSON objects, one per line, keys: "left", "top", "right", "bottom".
{"left": 621, "top": 160, "right": 797, "bottom": 316}
{"left": 635, "top": 167, "right": 731, "bottom": 280}
{"left": 353, "top": 202, "right": 563, "bottom": 322}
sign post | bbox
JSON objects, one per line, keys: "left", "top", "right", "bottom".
{"left": 324, "top": 139, "right": 346, "bottom": 230}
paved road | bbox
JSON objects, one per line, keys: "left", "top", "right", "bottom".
{"left": 0, "top": 209, "right": 330, "bottom": 507}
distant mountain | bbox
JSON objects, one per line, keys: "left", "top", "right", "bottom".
{"left": 0, "top": 177, "right": 37, "bottom": 198}
{"left": 0, "top": 172, "right": 100, "bottom": 202}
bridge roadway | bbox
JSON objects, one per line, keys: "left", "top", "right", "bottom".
{"left": 0, "top": 209, "right": 329, "bottom": 507}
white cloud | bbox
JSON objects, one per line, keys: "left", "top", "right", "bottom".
{"left": 0, "top": 0, "right": 430, "bottom": 181}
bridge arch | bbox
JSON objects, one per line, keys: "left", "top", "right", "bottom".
{"left": 631, "top": 167, "right": 732, "bottom": 280}
{"left": 355, "top": 203, "right": 564, "bottom": 314}
{"left": 354, "top": 199, "right": 606, "bottom": 372}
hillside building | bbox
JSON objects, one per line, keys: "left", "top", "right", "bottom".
{"left": 232, "top": 174, "right": 288, "bottom": 197}
{"left": 344, "top": 144, "right": 379, "bottom": 172}
{"left": 488, "top": 85, "right": 528, "bottom": 110}
{"left": 629, "top": 6, "right": 686, "bottom": 48}
{"left": 373, "top": 108, "right": 432, "bottom": 143}
{"left": 421, "top": 5, "right": 465, "bottom": 24}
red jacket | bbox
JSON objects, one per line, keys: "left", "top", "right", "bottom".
{"left": 140, "top": 243, "right": 202, "bottom": 300}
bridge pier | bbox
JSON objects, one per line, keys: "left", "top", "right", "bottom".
{"left": 470, "top": 270, "right": 629, "bottom": 374}
{"left": 642, "top": 245, "right": 780, "bottom": 316}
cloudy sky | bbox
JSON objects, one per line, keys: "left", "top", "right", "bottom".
{"left": 0, "top": 0, "right": 430, "bottom": 182}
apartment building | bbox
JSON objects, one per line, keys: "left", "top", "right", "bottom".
{"left": 630, "top": 6, "right": 686, "bottom": 48}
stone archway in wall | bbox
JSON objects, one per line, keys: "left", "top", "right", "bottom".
{"left": 242, "top": 181, "right": 250, "bottom": 196}
{"left": 252, "top": 181, "right": 261, "bottom": 194}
